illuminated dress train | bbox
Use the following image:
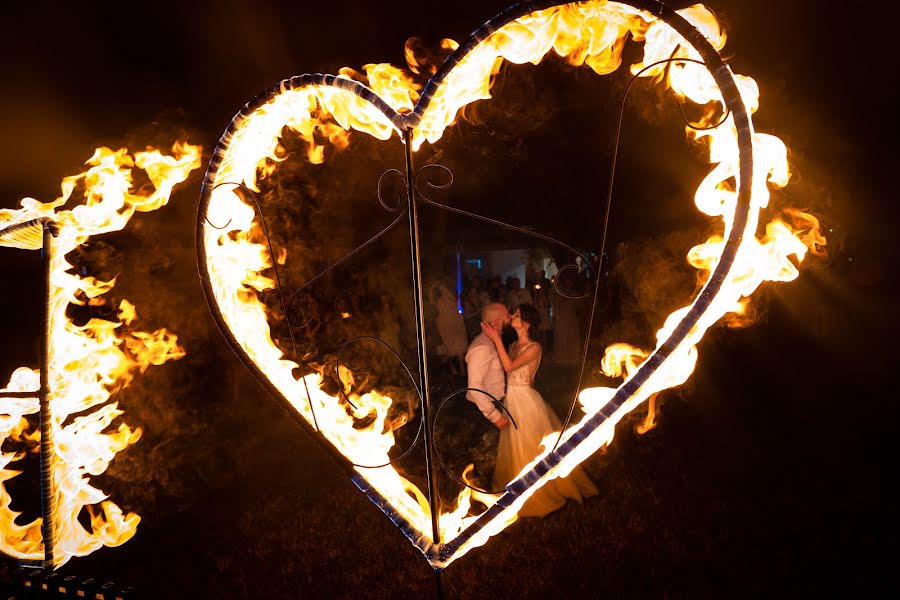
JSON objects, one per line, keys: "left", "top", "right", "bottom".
{"left": 492, "top": 341, "right": 598, "bottom": 517}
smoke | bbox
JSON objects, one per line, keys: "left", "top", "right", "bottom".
{"left": 245, "top": 126, "right": 423, "bottom": 430}
{"left": 601, "top": 228, "right": 702, "bottom": 349}
{"left": 53, "top": 159, "right": 225, "bottom": 514}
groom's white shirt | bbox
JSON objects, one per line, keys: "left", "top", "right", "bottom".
{"left": 465, "top": 332, "right": 505, "bottom": 424}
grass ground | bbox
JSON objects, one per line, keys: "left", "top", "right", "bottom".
{"left": 2, "top": 280, "right": 894, "bottom": 599}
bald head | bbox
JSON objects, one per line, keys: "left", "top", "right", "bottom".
{"left": 482, "top": 303, "right": 510, "bottom": 328}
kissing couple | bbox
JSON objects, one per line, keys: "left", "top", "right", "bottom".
{"left": 465, "top": 302, "right": 598, "bottom": 518}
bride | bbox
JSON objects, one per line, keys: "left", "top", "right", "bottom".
{"left": 482, "top": 304, "right": 598, "bottom": 518}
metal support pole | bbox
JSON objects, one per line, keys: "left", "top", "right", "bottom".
{"left": 402, "top": 130, "right": 444, "bottom": 599}
{"left": 39, "top": 221, "right": 58, "bottom": 569}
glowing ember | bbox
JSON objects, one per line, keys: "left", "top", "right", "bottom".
{"left": 1, "top": 142, "right": 201, "bottom": 567}
{"left": 198, "top": 1, "right": 823, "bottom": 568}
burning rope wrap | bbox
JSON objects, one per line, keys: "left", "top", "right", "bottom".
{"left": 196, "top": 0, "right": 756, "bottom": 569}
{"left": 435, "top": 0, "right": 753, "bottom": 563}
{"left": 0, "top": 217, "right": 61, "bottom": 569}
{"left": 0, "top": 217, "right": 55, "bottom": 250}
{"left": 38, "top": 222, "right": 59, "bottom": 569}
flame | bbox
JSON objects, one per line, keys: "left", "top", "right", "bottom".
{"left": 200, "top": 1, "right": 823, "bottom": 567}
{"left": 341, "top": 63, "right": 422, "bottom": 114}
{"left": 0, "top": 142, "right": 201, "bottom": 567}
{"left": 439, "top": 464, "right": 515, "bottom": 544}
{"left": 412, "top": 2, "right": 648, "bottom": 148}
{"left": 634, "top": 393, "right": 660, "bottom": 435}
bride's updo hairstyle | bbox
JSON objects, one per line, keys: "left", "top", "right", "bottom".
{"left": 516, "top": 304, "right": 542, "bottom": 341}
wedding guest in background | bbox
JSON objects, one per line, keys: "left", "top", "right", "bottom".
{"left": 430, "top": 278, "right": 468, "bottom": 376}
{"left": 551, "top": 270, "right": 582, "bottom": 366}
{"left": 488, "top": 274, "right": 507, "bottom": 306}
{"left": 463, "top": 274, "right": 490, "bottom": 340}
{"left": 531, "top": 269, "right": 553, "bottom": 355}
{"left": 506, "top": 276, "right": 532, "bottom": 314}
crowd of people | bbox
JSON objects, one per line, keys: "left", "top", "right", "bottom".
{"left": 429, "top": 266, "right": 589, "bottom": 376}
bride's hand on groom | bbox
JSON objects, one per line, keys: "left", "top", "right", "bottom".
{"left": 481, "top": 321, "right": 502, "bottom": 345}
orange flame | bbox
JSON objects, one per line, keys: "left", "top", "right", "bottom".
{"left": 200, "top": 1, "right": 823, "bottom": 567}
{"left": 0, "top": 142, "right": 201, "bottom": 566}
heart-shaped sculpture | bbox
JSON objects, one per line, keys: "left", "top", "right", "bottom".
{"left": 196, "top": 0, "right": 795, "bottom": 568}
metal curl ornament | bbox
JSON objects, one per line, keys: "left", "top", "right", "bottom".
{"left": 282, "top": 168, "right": 410, "bottom": 326}
{"left": 287, "top": 168, "right": 410, "bottom": 307}
{"left": 333, "top": 336, "right": 426, "bottom": 470}
{"left": 192, "top": 0, "right": 804, "bottom": 580}
{"left": 377, "top": 168, "right": 410, "bottom": 211}
{"left": 412, "top": 163, "right": 454, "bottom": 201}
{"left": 432, "top": 387, "right": 519, "bottom": 496}
{"left": 285, "top": 290, "right": 315, "bottom": 329}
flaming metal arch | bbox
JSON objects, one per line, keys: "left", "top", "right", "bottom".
{"left": 0, "top": 218, "right": 60, "bottom": 570}
{"left": 196, "top": 0, "right": 753, "bottom": 582}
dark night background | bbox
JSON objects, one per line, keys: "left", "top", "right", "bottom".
{"left": 1, "top": 1, "right": 896, "bottom": 598}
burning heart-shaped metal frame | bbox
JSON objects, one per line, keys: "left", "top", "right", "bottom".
{"left": 196, "top": 0, "right": 754, "bottom": 569}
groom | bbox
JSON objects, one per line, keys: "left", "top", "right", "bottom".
{"left": 465, "top": 302, "right": 511, "bottom": 430}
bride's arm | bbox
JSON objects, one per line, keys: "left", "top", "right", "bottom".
{"left": 480, "top": 323, "right": 541, "bottom": 373}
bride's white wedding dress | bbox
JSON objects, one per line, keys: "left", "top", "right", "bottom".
{"left": 492, "top": 341, "right": 598, "bottom": 517}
